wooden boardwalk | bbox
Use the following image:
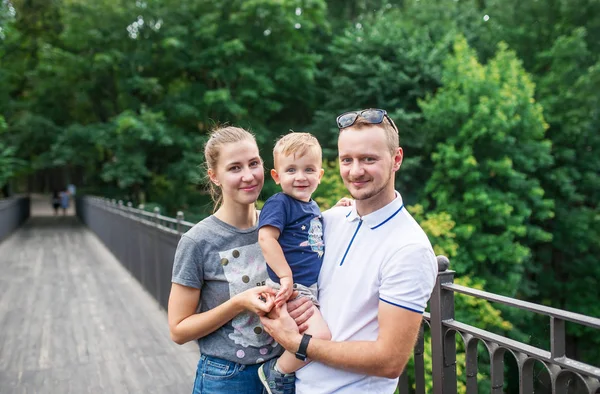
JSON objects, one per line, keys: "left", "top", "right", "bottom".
{"left": 0, "top": 196, "right": 198, "bottom": 393}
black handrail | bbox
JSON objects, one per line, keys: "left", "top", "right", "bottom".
{"left": 0, "top": 196, "right": 30, "bottom": 243}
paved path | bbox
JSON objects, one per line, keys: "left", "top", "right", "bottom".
{"left": 0, "top": 196, "right": 198, "bottom": 393}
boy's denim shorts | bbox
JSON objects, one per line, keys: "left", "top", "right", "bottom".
{"left": 266, "top": 278, "right": 319, "bottom": 307}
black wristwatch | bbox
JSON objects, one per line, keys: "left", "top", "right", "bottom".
{"left": 295, "top": 334, "right": 312, "bottom": 361}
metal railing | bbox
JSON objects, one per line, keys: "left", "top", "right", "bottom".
{"left": 76, "top": 196, "right": 195, "bottom": 309}
{"left": 397, "top": 257, "right": 600, "bottom": 394}
{"left": 0, "top": 195, "right": 30, "bottom": 243}
{"left": 76, "top": 196, "right": 600, "bottom": 393}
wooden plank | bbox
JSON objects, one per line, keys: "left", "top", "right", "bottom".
{"left": 0, "top": 196, "right": 198, "bottom": 393}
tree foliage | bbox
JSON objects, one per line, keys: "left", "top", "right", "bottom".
{"left": 1, "top": 0, "right": 328, "bottom": 212}
{"left": 531, "top": 27, "right": 600, "bottom": 363}
{"left": 312, "top": 160, "right": 350, "bottom": 209}
{"left": 419, "top": 36, "right": 553, "bottom": 297}
{"left": 309, "top": 5, "right": 454, "bottom": 198}
{"left": 0, "top": 114, "right": 24, "bottom": 190}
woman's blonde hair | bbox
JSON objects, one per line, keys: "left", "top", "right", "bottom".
{"left": 204, "top": 125, "right": 258, "bottom": 210}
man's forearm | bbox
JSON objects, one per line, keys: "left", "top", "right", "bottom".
{"left": 260, "top": 295, "right": 423, "bottom": 379}
{"left": 304, "top": 337, "right": 412, "bottom": 379}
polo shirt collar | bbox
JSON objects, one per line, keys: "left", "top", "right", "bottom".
{"left": 345, "top": 191, "right": 405, "bottom": 229}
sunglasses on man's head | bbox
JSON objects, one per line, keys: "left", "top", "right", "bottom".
{"left": 336, "top": 108, "right": 398, "bottom": 133}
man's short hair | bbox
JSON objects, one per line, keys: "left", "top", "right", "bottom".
{"left": 273, "top": 132, "right": 322, "bottom": 167}
{"left": 340, "top": 117, "right": 399, "bottom": 154}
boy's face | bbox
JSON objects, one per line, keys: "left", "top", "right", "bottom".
{"left": 271, "top": 150, "right": 324, "bottom": 202}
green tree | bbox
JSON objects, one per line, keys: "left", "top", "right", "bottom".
{"left": 419, "top": 36, "right": 554, "bottom": 297}
{"left": 532, "top": 28, "right": 600, "bottom": 364}
{"left": 0, "top": 0, "right": 64, "bottom": 175}
{"left": 312, "top": 160, "right": 349, "bottom": 209}
{"left": 0, "top": 115, "right": 24, "bottom": 191}
{"left": 309, "top": 1, "right": 497, "bottom": 203}
{"left": 463, "top": 0, "right": 600, "bottom": 366}
{"left": 481, "top": 0, "right": 600, "bottom": 70}
{"left": 1, "top": 0, "right": 329, "bottom": 213}
{"left": 309, "top": 7, "right": 451, "bottom": 199}
{"left": 408, "top": 203, "right": 511, "bottom": 394}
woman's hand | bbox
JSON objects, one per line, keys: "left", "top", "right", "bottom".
{"left": 233, "top": 286, "right": 277, "bottom": 316}
{"left": 274, "top": 276, "right": 293, "bottom": 308}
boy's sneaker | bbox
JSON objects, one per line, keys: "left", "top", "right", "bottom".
{"left": 258, "top": 358, "right": 295, "bottom": 394}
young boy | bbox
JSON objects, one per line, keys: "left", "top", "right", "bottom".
{"left": 257, "top": 132, "right": 333, "bottom": 394}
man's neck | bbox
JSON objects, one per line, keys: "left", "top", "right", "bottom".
{"left": 214, "top": 202, "right": 257, "bottom": 229}
{"left": 355, "top": 188, "right": 396, "bottom": 217}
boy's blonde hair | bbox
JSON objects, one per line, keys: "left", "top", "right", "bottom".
{"left": 273, "top": 132, "right": 322, "bottom": 168}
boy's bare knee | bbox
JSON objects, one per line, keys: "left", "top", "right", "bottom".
{"left": 311, "top": 327, "right": 331, "bottom": 341}
{"left": 319, "top": 331, "right": 332, "bottom": 341}
{"left": 305, "top": 305, "right": 332, "bottom": 341}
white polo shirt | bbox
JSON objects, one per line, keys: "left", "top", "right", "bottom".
{"left": 296, "top": 192, "right": 438, "bottom": 394}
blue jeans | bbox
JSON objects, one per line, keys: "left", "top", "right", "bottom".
{"left": 192, "top": 354, "right": 267, "bottom": 394}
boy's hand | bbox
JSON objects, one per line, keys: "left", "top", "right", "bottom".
{"left": 235, "top": 286, "right": 277, "bottom": 316}
{"left": 258, "top": 292, "right": 276, "bottom": 315}
{"left": 275, "top": 276, "right": 293, "bottom": 308}
{"left": 334, "top": 197, "right": 354, "bottom": 207}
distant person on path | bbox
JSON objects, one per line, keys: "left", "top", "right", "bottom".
{"left": 260, "top": 109, "right": 439, "bottom": 393}
{"left": 51, "top": 190, "right": 60, "bottom": 215}
{"left": 59, "top": 188, "right": 70, "bottom": 215}
{"left": 168, "top": 126, "right": 308, "bottom": 394}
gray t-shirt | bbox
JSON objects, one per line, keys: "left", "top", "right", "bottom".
{"left": 172, "top": 215, "right": 282, "bottom": 365}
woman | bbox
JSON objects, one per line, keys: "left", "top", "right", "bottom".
{"left": 168, "top": 126, "right": 283, "bottom": 393}
{"left": 59, "top": 188, "right": 70, "bottom": 215}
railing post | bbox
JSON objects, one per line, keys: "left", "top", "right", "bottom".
{"left": 430, "top": 255, "right": 457, "bottom": 394}
{"left": 176, "top": 211, "right": 184, "bottom": 234}
{"left": 153, "top": 207, "right": 160, "bottom": 226}
{"left": 127, "top": 202, "right": 133, "bottom": 218}
{"left": 414, "top": 322, "right": 426, "bottom": 394}
{"left": 152, "top": 206, "right": 161, "bottom": 306}
{"left": 551, "top": 317, "right": 566, "bottom": 359}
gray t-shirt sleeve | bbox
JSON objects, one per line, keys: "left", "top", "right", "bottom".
{"left": 172, "top": 235, "right": 204, "bottom": 289}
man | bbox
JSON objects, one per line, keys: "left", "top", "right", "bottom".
{"left": 260, "top": 108, "right": 438, "bottom": 393}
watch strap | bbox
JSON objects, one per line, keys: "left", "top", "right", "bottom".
{"left": 295, "top": 334, "right": 312, "bottom": 361}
